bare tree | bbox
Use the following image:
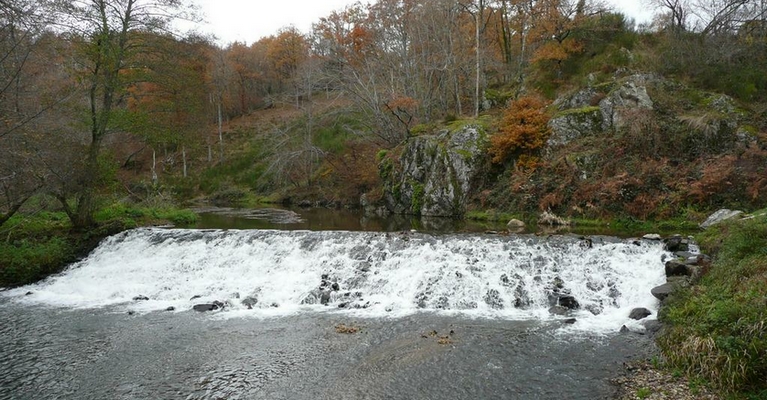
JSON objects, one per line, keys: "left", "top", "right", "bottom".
{"left": 47, "top": 0, "right": 196, "bottom": 229}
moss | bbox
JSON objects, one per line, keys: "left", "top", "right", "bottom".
{"left": 376, "top": 149, "right": 389, "bottom": 162}
{"left": 446, "top": 115, "right": 493, "bottom": 132}
{"left": 554, "top": 106, "right": 601, "bottom": 118}
{"left": 410, "top": 182, "right": 425, "bottom": 215}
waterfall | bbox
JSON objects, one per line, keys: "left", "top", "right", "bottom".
{"left": 6, "top": 228, "right": 667, "bottom": 332}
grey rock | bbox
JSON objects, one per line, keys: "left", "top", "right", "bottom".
{"left": 665, "top": 260, "right": 690, "bottom": 277}
{"left": 599, "top": 74, "right": 654, "bottom": 130}
{"left": 643, "top": 233, "right": 662, "bottom": 240}
{"left": 629, "top": 307, "right": 652, "bottom": 320}
{"left": 193, "top": 303, "right": 222, "bottom": 312}
{"left": 483, "top": 289, "right": 504, "bottom": 309}
{"left": 381, "top": 125, "right": 487, "bottom": 217}
{"left": 663, "top": 235, "right": 690, "bottom": 252}
{"left": 549, "top": 306, "right": 568, "bottom": 316}
{"left": 650, "top": 283, "right": 675, "bottom": 301}
{"left": 241, "top": 296, "right": 258, "bottom": 309}
{"left": 642, "top": 320, "right": 663, "bottom": 335}
{"left": 558, "top": 295, "right": 580, "bottom": 310}
{"left": 700, "top": 209, "right": 743, "bottom": 229}
{"left": 507, "top": 219, "right": 526, "bottom": 228}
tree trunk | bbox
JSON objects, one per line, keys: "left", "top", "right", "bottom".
{"left": 217, "top": 98, "right": 224, "bottom": 162}
{"left": 182, "top": 146, "right": 187, "bottom": 178}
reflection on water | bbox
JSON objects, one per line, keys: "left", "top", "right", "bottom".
{"left": 193, "top": 206, "right": 510, "bottom": 233}
{"left": 192, "top": 205, "right": 672, "bottom": 237}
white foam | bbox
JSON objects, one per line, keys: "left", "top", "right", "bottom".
{"left": 4, "top": 228, "right": 667, "bottom": 333}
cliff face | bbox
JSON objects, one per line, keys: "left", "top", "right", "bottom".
{"left": 378, "top": 125, "right": 488, "bottom": 217}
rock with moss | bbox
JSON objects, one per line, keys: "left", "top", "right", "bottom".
{"left": 381, "top": 125, "right": 487, "bottom": 217}
{"left": 599, "top": 74, "right": 655, "bottom": 130}
{"left": 548, "top": 106, "right": 603, "bottom": 146}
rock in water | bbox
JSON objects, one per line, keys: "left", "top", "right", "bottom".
{"left": 558, "top": 295, "right": 580, "bottom": 309}
{"left": 650, "top": 283, "right": 675, "bottom": 301}
{"left": 663, "top": 235, "right": 689, "bottom": 252}
{"left": 629, "top": 307, "right": 652, "bottom": 320}
{"left": 241, "top": 296, "right": 258, "bottom": 309}
{"left": 193, "top": 301, "right": 224, "bottom": 312}
{"left": 665, "top": 260, "right": 689, "bottom": 277}
{"left": 133, "top": 295, "right": 149, "bottom": 301}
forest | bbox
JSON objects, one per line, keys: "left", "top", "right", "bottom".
{"left": 1, "top": 0, "right": 765, "bottom": 231}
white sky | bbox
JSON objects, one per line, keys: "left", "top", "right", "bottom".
{"left": 190, "top": 0, "right": 655, "bottom": 45}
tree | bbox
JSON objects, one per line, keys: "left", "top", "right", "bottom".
{"left": 49, "top": 0, "right": 195, "bottom": 229}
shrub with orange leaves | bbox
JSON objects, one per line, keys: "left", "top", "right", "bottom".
{"left": 488, "top": 96, "right": 551, "bottom": 165}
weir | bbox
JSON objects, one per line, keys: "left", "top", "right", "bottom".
{"left": 9, "top": 228, "right": 666, "bottom": 332}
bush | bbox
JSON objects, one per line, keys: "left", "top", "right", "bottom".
{"left": 488, "top": 96, "right": 551, "bottom": 165}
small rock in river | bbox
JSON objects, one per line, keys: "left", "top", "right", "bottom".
{"left": 165, "top": 306, "right": 175, "bottom": 311}
{"left": 133, "top": 295, "right": 149, "bottom": 301}
{"left": 629, "top": 307, "right": 652, "bottom": 320}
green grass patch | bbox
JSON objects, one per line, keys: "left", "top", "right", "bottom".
{"left": 0, "top": 236, "right": 72, "bottom": 287}
{"left": 658, "top": 211, "right": 767, "bottom": 396}
{"left": 94, "top": 202, "right": 198, "bottom": 227}
{"left": 466, "top": 210, "right": 521, "bottom": 223}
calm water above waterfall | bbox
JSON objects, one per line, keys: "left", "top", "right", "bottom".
{"left": 0, "top": 212, "right": 669, "bottom": 399}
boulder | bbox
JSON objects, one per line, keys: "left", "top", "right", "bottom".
{"left": 241, "top": 296, "right": 258, "bottom": 309}
{"left": 663, "top": 235, "right": 690, "bottom": 252}
{"left": 643, "top": 234, "right": 662, "bottom": 240}
{"left": 320, "top": 291, "right": 332, "bottom": 306}
{"left": 564, "top": 318, "right": 577, "bottom": 324}
{"left": 507, "top": 219, "right": 526, "bottom": 229}
{"left": 665, "top": 260, "right": 690, "bottom": 277}
{"left": 642, "top": 320, "right": 663, "bottom": 335}
{"left": 165, "top": 306, "right": 176, "bottom": 311}
{"left": 629, "top": 307, "right": 652, "bottom": 320}
{"left": 380, "top": 125, "right": 487, "bottom": 217}
{"left": 133, "top": 295, "right": 149, "bottom": 301}
{"left": 558, "top": 295, "right": 580, "bottom": 310}
{"left": 193, "top": 302, "right": 224, "bottom": 312}
{"left": 700, "top": 209, "right": 743, "bottom": 229}
{"left": 650, "top": 283, "right": 675, "bottom": 301}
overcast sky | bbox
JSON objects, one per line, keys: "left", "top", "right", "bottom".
{"left": 190, "top": 0, "right": 655, "bottom": 45}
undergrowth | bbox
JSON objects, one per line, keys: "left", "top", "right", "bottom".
{"left": 658, "top": 210, "right": 767, "bottom": 398}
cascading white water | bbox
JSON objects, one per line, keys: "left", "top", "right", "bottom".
{"left": 6, "top": 228, "right": 667, "bottom": 332}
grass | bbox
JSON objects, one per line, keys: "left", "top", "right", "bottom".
{"left": 636, "top": 387, "right": 652, "bottom": 399}
{"left": 657, "top": 209, "right": 767, "bottom": 397}
{"left": 0, "top": 203, "right": 198, "bottom": 288}
{"left": 466, "top": 210, "right": 523, "bottom": 223}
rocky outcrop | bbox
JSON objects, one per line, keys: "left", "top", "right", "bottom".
{"left": 548, "top": 74, "right": 655, "bottom": 147}
{"left": 380, "top": 125, "right": 488, "bottom": 217}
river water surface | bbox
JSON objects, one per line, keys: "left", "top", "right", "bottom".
{"left": 0, "top": 208, "right": 666, "bottom": 399}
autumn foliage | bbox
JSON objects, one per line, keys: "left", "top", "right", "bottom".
{"left": 488, "top": 96, "right": 551, "bottom": 165}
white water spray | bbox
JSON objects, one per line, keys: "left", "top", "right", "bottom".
{"left": 5, "top": 228, "right": 667, "bottom": 332}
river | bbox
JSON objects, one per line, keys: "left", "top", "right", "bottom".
{"left": 0, "top": 208, "right": 666, "bottom": 399}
